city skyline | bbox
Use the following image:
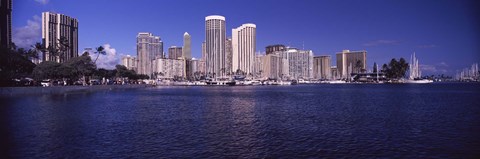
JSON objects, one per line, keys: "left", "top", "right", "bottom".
{"left": 11, "top": 0, "right": 480, "bottom": 75}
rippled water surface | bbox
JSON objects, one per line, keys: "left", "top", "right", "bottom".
{"left": 1, "top": 83, "right": 480, "bottom": 158}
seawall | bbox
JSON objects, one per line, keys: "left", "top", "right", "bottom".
{"left": 0, "top": 84, "right": 149, "bottom": 96}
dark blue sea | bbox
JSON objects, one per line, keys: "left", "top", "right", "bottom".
{"left": 1, "top": 83, "right": 480, "bottom": 158}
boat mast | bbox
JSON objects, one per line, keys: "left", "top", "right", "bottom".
{"left": 376, "top": 63, "right": 379, "bottom": 82}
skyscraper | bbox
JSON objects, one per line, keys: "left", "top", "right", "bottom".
{"left": 336, "top": 50, "right": 367, "bottom": 78}
{"left": 0, "top": 0, "right": 12, "bottom": 49}
{"left": 232, "top": 23, "right": 256, "bottom": 75}
{"left": 205, "top": 15, "right": 226, "bottom": 78}
{"left": 183, "top": 32, "right": 191, "bottom": 60}
{"left": 42, "top": 12, "right": 78, "bottom": 63}
{"left": 225, "top": 38, "right": 232, "bottom": 75}
{"left": 201, "top": 41, "right": 206, "bottom": 61}
{"left": 168, "top": 46, "right": 183, "bottom": 59}
{"left": 137, "top": 32, "right": 163, "bottom": 77}
{"left": 313, "top": 55, "right": 332, "bottom": 80}
{"left": 199, "top": 41, "right": 206, "bottom": 74}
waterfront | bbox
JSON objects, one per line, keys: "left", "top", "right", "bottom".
{"left": 1, "top": 83, "right": 480, "bottom": 158}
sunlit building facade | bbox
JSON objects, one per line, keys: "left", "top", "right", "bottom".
{"left": 182, "top": 32, "right": 191, "bottom": 59}
{"left": 42, "top": 12, "right": 78, "bottom": 63}
{"left": 232, "top": 23, "right": 256, "bottom": 75}
{"left": 137, "top": 32, "right": 163, "bottom": 77}
{"left": 168, "top": 46, "right": 183, "bottom": 59}
{"left": 336, "top": 50, "right": 367, "bottom": 78}
{"left": 313, "top": 55, "right": 331, "bottom": 80}
{"left": 153, "top": 58, "right": 185, "bottom": 79}
{"left": 122, "top": 55, "right": 137, "bottom": 71}
{"left": 225, "top": 38, "right": 233, "bottom": 75}
{"left": 205, "top": 15, "right": 226, "bottom": 78}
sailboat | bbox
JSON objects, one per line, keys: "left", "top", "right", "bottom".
{"left": 405, "top": 52, "right": 433, "bottom": 84}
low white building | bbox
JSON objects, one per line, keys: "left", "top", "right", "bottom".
{"left": 122, "top": 55, "right": 137, "bottom": 72}
{"left": 153, "top": 58, "right": 185, "bottom": 79}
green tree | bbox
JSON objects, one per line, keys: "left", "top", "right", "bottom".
{"left": 381, "top": 64, "right": 388, "bottom": 73}
{"left": 0, "top": 46, "right": 36, "bottom": 86}
{"left": 65, "top": 53, "right": 96, "bottom": 84}
{"left": 382, "top": 58, "right": 409, "bottom": 79}
{"left": 94, "top": 68, "right": 116, "bottom": 79}
{"left": 115, "top": 65, "right": 131, "bottom": 77}
{"left": 398, "top": 58, "right": 409, "bottom": 78}
{"left": 57, "top": 37, "right": 70, "bottom": 62}
{"left": 32, "top": 61, "right": 63, "bottom": 80}
{"left": 46, "top": 45, "right": 59, "bottom": 62}
{"left": 31, "top": 42, "right": 45, "bottom": 60}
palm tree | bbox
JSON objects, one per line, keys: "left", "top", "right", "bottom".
{"left": 57, "top": 37, "right": 70, "bottom": 62}
{"left": 398, "top": 58, "right": 409, "bottom": 78}
{"left": 47, "top": 45, "right": 59, "bottom": 62}
{"left": 31, "top": 42, "right": 45, "bottom": 62}
{"left": 93, "top": 46, "right": 106, "bottom": 64}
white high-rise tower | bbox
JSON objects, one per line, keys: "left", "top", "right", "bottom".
{"left": 183, "top": 32, "right": 191, "bottom": 59}
{"left": 42, "top": 12, "right": 78, "bottom": 63}
{"left": 205, "top": 15, "right": 226, "bottom": 78}
{"left": 232, "top": 23, "right": 256, "bottom": 75}
{"left": 137, "top": 32, "right": 163, "bottom": 77}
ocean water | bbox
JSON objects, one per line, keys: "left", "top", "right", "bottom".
{"left": 1, "top": 83, "right": 480, "bottom": 158}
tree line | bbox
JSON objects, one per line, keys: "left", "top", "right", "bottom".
{"left": 0, "top": 41, "right": 148, "bottom": 87}
{"left": 371, "top": 58, "right": 409, "bottom": 80}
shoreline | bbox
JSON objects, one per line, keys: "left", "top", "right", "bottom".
{"left": 0, "top": 84, "right": 150, "bottom": 96}
{"left": 1, "top": 82, "right": 478, "bottom": 96}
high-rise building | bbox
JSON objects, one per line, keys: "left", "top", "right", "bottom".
{"left": 336, "top": 50, "right": 367, "bottom": 78}
{"left": 122, "top": 55, "right": 137, "bottom": 71}
{"left": 232, "top": 23, "right": 256, "bottom": 75}
{"left": 253, "top": 54, "right": 264, "bottom": 78}
{"left": 313, "top": 55, "right": 331, "bottom": 80}
{"left": 190, "top": 58, "right": 199, "bottom": 80}
{"left": 168, "top": 46, "right": 183, "bottom": 59}
{"left": 137, "top": 32, "right": 163, "bottom": 77}
{"left": 266, "top": 44, "right": 286, "bottom": 55}
{"left": 201, "top": 41, "right": 206, "bottom": 62}
{"left": 42, "top": 12, "right": 78, "bottom": 63}
{"left": 183, "top": 32, "right": 191, "bottom": 59}
{"left": 277, "top": 47, "right": 314, "bottom": 79}
{"left": 198, "top": 59, "right": 206, "bottom": 75}
{"left": 205, "top": 15, "right": 226, "bottom": 78}
{"left": 0, "top": 0, "right": 12, "bottom": 49}
{"left": 225, "top": 38, "right": 232, "bottom": 75}
{"left": 262, "top": 54, "right": 282, "bottom": 79}
{"left": 200, "top": 41, "right": 206, "bottom": 73}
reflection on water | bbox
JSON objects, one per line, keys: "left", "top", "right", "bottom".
{"left": 1, "top": 84, "right": 480, "bottom": 158}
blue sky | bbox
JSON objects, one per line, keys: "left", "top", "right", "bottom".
{"left": 12, "top": 0, "right": 480, "bottom": 75}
